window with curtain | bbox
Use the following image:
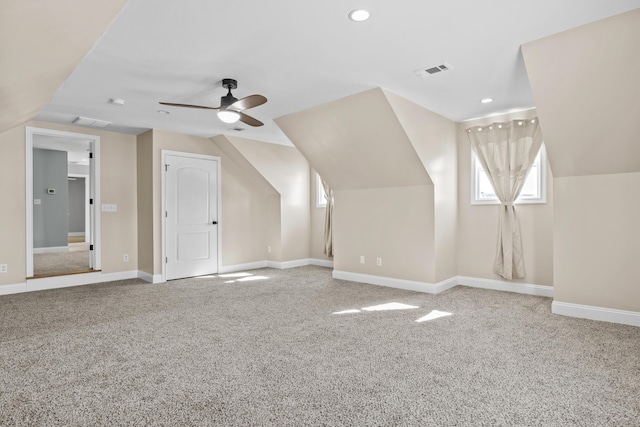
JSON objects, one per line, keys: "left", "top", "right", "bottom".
{"left": 465, "top": 117, "right": 544, "bottom": 280}
{"left": 472, "top": 145, "right": 547, "bottom": 205}
{"left": 316, "top": 173, "right": 327, "bottom": 207}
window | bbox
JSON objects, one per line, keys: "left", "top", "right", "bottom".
{"left": 317, "top": 173, "right": 327, "bottom": 207}
{"left": 471, "top": 145, "right": 547, "bottom": 205}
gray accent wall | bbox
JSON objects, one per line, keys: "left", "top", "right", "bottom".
{"left": 33, "top": 148, "right": 69, "bottom": 248}
{"left": 68, "top": 177, "right": 85, "bottom": 233}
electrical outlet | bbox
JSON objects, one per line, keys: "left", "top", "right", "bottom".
{"left": 101, "top": 204, "right": 117, "bottom": 212}
{"left": 0, "top": 264, "right": 7, "bottom": 273}
{"left": 360, "top": 256, "right": 365, "bottom": 264}
{"left": 376, "top": 257, "right": 382, "bottom": 266}
{"left": 123, "top": 254, "right": 129, "bottom": 262}
{"left": 267, "top": 246, "right": 271, "bottom": 253}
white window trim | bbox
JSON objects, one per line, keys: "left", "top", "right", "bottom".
{"left": 316, "top": 173, "right": 327, "bottom": 208}
{"left": 470, "top": 144, "right": 547, "bottom": 205}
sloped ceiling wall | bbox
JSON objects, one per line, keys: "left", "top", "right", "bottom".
{"left": 0, "top": 0, "right": 128, "bottom": 133}
{"left": 211, "top": 135, "right": 279, "bottom": 197}
{"left": 275, "top": 88, "right": 445, "bottom": 283}
{"left": 221, "top": 135, "right": 311, "bottom": 262}
{"left": 522, "top": 8, "right": 640, "bottom": 177}
{"left": 383, "top": 91, "right": 458, "bottom": 282}
{"left": 275, "top": 88, "right": 432, "bottom": 190}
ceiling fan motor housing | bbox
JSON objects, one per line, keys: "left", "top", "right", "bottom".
{"left": 221, "top": 78, "right": 238, "bottom": 107}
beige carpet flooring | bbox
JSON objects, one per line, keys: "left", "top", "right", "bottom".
{"left": 1, "top": 266, "right": 638, "bottom": 426}
{"left": 33, "top": 243, "right": 91, "bottom": 276}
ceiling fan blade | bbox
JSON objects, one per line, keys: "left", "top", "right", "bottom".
{"left": 159, "top": 102, "right": 221, "bottom": 110}
{"left": 230, "top": 94, "right": 267, "bottom": 111}
{"left": 238, "top": 111, "right": 264, "bottom": 127}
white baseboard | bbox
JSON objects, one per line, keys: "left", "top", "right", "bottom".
{"left": 100, "top": 271, "right": 140, "bottom": 282}
{"left": 137, "top": 271, "right": 165, "bottom": 284}
{"left": 552, "top": 301, "right": 640, "bottom": 327}
{"left": 219, "top": 259, "right": 333, "bottom": 273}
{"left": 332, "top": 270, "right": 457, "bottom": 294}
{"left": 458, "top": 276, "right": 554, "bottom": 298}
{"left": 0, "top": 282, "right": 28, "bottom": 296}
{"left": 269, "top": 258, "right": 335, "bottom": 269}
{"left": 331, "top": 272, "right": 551, "bottom": 298}
{"left": 33, "top": 246, "right": 68, "bottom": 254}
{"left": 310, "top": 258, "right": 334, "bottom": 268}
{"left": 219, "top": 261, "right": 268, "bottom": 274}
{"left": 22, "top": 271, "right": 144, "bottom": 294}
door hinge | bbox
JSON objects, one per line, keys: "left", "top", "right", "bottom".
{"left": 89, "top": 153, "right": 93, "bottom": 159}
{"left": 165, "top": 211, "right": 168, "bottom": 218}
{"left": 165, "top": 164, "right": 169, "bottom": 171}
{"left": 165, "top": 257, "right": 168, "bottom": 263}
{"left": 89, "top": 198, "right": 93, "bottom": 205}
{"left": 90, "top": 244, "right": 94, "bottom": 251}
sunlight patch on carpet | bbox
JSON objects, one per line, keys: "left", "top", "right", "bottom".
{"left": 224, "top": 275, "right": 270, "bottom": 283}
{"left": 415, "top": 310, "right": 452, "bottom": 323}
{"left": 333, "top": 302, "right": 419, "bottom": 315}
{"left": 362, "top": 302, "right": 419, "bottom": 311}
{"left": 218, "top": 272, "right": 253, "bottom": 278}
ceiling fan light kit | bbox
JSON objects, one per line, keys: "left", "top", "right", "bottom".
{"left": 217, "top": 110, "right": 240, "bottom": 124}
{"left": 159, "top": 78, "right": 267, "bottom": 127}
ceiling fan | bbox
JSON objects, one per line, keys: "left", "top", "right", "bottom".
{"left": 159, "top": 78, "right": 267, "bottom": 127}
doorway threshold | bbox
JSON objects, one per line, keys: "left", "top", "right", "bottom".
{"left": 28, "top": 269, "right": 101, "bottom": 280}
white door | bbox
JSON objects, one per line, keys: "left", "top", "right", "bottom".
{"left": 165, "top": 154, "right": 219, "bottom": 280}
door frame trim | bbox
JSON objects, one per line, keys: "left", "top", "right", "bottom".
{"left": 25, "top": 126, "right": 101, "bottom": 279}
{"left": 161, "top": 150, "right": 221, "bottom": 281}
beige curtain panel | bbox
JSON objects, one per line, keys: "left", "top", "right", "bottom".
{"left": 321, "top": 179, "right": 334, "bottom": 257}
{"left": 466, "top": 118, "right": 543, "bottom": 280}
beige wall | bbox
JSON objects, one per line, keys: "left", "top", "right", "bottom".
{"left": 456, "top": 111, "right": 554, "bottom": 286}
{"left": 0, "top": 121, "right": 138, "bottom": 288}
{"left": 136, "top": 131, "right": 154, "bottom": 275}
{"left": 554, "top": 173, "right": 640, "bottom": 311}
{"left": 275, "top": 88, "right": 432, "bottom": 191}
{"left": 334, "top": 185, "right": 435, "bottom": 282}
{"left": 99, "top": 127, "right": 138, "bottom": 273}
{"left": 522, "top": 10, "right": 639, "bottom": 309}
{"left": 385, "top": 91, "right": 458, "bottom": 282}
{"left": 522, "top": 9, "right": 640, "bottom": 177}
{"left": 276, "top": 88, "right": 446, "bottom": 282}
{"left": 224, "top": 135, "right": 310, "bottom": 262}
{"left": 0, "top": 124, "right": 28, "bottom": 285}
{"left": 211, "top": 135, "right": 277, "bottom": 266}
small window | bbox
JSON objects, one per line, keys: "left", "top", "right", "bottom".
{"left": 317, "top": 173, "right": 327, "bottom": 208}
{"left": 471, "top": 145, "right": 547, "bottom": 205}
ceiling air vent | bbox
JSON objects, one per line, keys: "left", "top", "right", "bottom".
{"left": 72, "top": 116, "right": 112, "bottom": 128}
{"left": 414, "top": 63, "right": 453, "bottom": 78}
{"left": 229, "top": 126, "right": 245, "bottom": 132}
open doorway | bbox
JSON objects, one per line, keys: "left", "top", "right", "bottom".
{"left": 26, "top": 127, "right": 101, "bottom": 280}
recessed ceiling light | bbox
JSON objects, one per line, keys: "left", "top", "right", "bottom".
{"left": 157, "top": 110, "right": 170, "bottom": 114}
{"left": 348, "top": 9, "right": 370, "bottom": 22}
{"left": 480, "top": 98, "right": 493, "bottom": 104}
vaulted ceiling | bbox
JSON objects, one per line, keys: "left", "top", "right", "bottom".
{"left": 2, "top": 0, "right": 636, "bottom": 145}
